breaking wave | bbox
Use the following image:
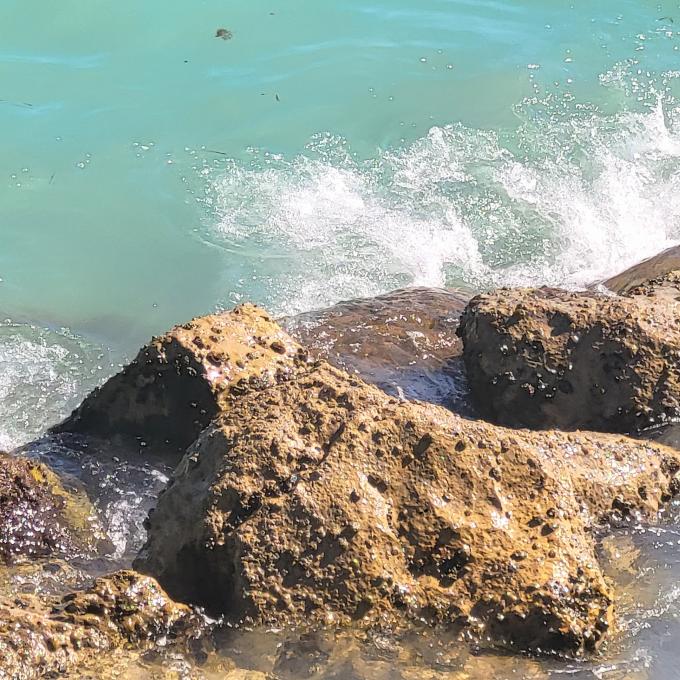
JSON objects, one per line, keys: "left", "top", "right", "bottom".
{"left": 0, "top": 322, "right": 108, "bottom": 450}
{"left": 201, "top": 71, "right": 680, "bottom": 316}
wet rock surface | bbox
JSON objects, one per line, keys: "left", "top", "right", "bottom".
{"left": 53, "top": 304, "right": 311, "bottom": 461}
{"left": 0, "top": 570, "right": 205, "bottom": 679}
{"left": 458, "top": 286, "right": 680, "bottom": 433}
{"left": 0, "top": 451, "right": 99, "bottom": 563}
{"left": 282, "top": 287, "right": 473, "bottom": 414}
{"left": 135, "top": 362, "right": 680, "bottom": 654}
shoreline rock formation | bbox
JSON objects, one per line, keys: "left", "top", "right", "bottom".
{"left": 7, "top": 252, "right": 680, "bottom": 672}
{"left": 135, "top": 361, "right": 680, "bottom": 654}
{"left": 52, "top": 304, "right": 312, "bottom": 461}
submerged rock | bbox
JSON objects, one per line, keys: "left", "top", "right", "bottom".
{"left": 53, "top": 304, "right": 311, "bottom": 460}
{"left": 458, "top": 286, "right": 680, "bottom": 433}
{"left": 282, "top": 287, "right": 473, "bottom": 413}
{"left": 0, "top": 452, "right": 98, "bottom": 563}
{"left": 135, "top": 363, "right": 680, "bottom": 654}
{"left": 0, "top": 570, "right": 204, "bottom": 678}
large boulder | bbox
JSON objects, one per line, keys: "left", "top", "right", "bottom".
{"left": 283, "top": 287, "right": 472, "bottom": 413}
{"left": 0, "top": 452, "right": 99, "bottom": 562}
{"left": 135, "top": 363, "right": 680, "bottom": 654}
{"left": 53, "top": 304, "right": 311, "bottom": 460}
{"left": 458, "top": 286, "right": 680, "bottom": 433}
{"left": 0, "top": 570, "right": 204, "bottom": 678}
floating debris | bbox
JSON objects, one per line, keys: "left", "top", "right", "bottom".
{"left": 215, "top": 28, "right": 233, "bottom": 40}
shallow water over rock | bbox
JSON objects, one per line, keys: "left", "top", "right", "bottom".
{"left": 283, "top": 287, "right": 474, "bottom": 416}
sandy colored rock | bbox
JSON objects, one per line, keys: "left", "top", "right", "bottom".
{"left": 0, "top": 570, "right": 204, "bottom": 679}
{"left": 0, "top": 452, "right": 99, "bottom": 563}
{"left": 53, "top": 304, "right": 311, "bottom": 460}
{"left": 283, "top": 287, "right": 472, "bottom": 413}
{"left": 458, "top": 287, "right": 680, "bottom": 433}
{"left": 136, "top": 363, "right": 680, "bottom": 654}
{"left": 603, "top": 245, "right": 680, "bottom": 294}
{"left": 624, "top": 269, "right": 680, "bottom": 305}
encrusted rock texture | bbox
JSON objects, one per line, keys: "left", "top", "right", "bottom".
{"left": 603, "top": 244, "right": 680, "bottom": 294}
{"left": 0, "top": 452, "right": 98, "bottom": 563}
{"left": 283, "top": 287, "right": 472, "bottom": 412}
{"left": 53, "top": 304, "right": 312, "bottom": 460}
{"left": 0, "top": 570, "right": 204, "bottom": 679}
{"left": 135, "top": 362, "right": 680, "bottom": 654}
{"left": 458, "top": 280, "right": 680, "bottom": 433}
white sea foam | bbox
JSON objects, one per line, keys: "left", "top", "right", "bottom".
{"left": 207, "top": 83, "right": 680, "bottom": 316}
{"left": 0, "top": 323, "right": 107, "bottom": 450}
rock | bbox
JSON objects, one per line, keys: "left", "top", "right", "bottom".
{"left": 53, "top": 304, "right": 311, "bottom": 460}
{"left": 135, "top": 363, "right": 680, "bottom": 654}
{"left": 282, "top": 287, "right": 473, "bottom": 413}
{"left": 623, "top": 269, "right": 680, "bottom": 305}
{"left": 602, "top": 245, "right": 680, "bottom": 294}
{"left": 458, "top": 286, "right": 680, "bottom": 432}
{"left": 0, "top": 452, "right": 99, "bottom": 563}
{"left": 0, "top": 570, "right": 204, "bottom": 679}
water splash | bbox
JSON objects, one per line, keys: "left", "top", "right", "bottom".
{"left": 0, "top": 322, "right": 109, "bottom": 451}
{"left": 199, "top": 69, "right": 680, "bottom": 317}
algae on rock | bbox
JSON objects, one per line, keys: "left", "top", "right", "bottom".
{"left": 0, "top": 451, "right": 100, "bottom": 563}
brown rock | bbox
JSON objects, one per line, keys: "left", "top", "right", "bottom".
{"left": 602, "top": 245, "right": 680, "bottom": 294}
{"left": 282, "top": 287, "right": 472, "bottom": 412}
{"left": 0, "top": 452, "right": 99, "bottom": 563}
{"left": 135, "top": 364, "right": 680, "bottom": 654}
{"left": 624, "top": 269, "right": 680, "bottom": 304}
{"left": 53, "top": 304, "right": 311, "bottom": 460}
{"left": 458, "top": 287, "right": 680, "bottom": 432}
{"left": 0, "top": 570, "right": 203, "bottom": 679}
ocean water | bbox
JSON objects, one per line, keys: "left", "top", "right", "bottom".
{"left": 2, "top": 0, "right": 680, "bottom": 443}
{"left": 2, "top": 0, "right": 680, "bottom": 676}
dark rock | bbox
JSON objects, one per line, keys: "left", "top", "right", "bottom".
{"left": 283, "top": 286, "right": 473, "bottom": 414}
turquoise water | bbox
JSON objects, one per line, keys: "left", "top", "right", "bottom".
{"left": 5, "top": 1, "right": 679, "bottom": 445}
{"left": 2, "top": 2, "right": 680, "bottom": 675}
{"left": 2, "top": 1, "right": 680, "bottom": 355}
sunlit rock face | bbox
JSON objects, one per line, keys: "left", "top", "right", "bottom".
{"left": 53, "top": 304, "right": 312, "bottom": 462}
{"left": 0, "top": 570, "right": 204, "bottom": 679}
{"left": 458, "top": 284, "right": 680, "bottom": 434}
{"left": 136, "top": 362, "right": 680, "bottom": 655}
{"left": 602, "top": 245, "right": 680, "bottom": 295}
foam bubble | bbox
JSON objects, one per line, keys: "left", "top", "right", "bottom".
{"left": 0, "top": 323, "right": 108, "bottom": 450}
{"left": 210, "top": 146, "right": 482, "bottom": 315}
